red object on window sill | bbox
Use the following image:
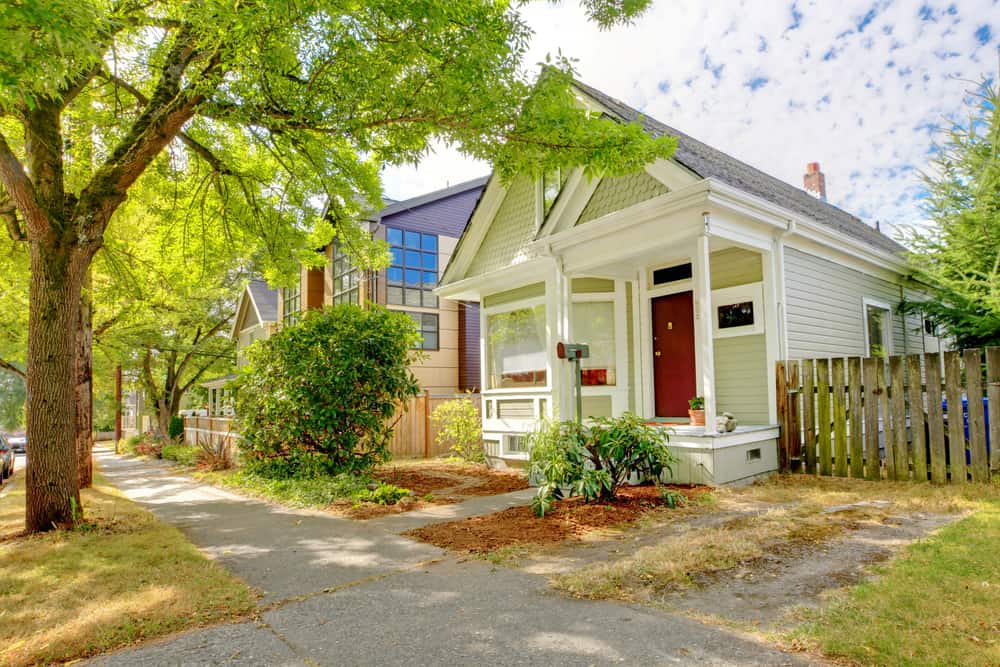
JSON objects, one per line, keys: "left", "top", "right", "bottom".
{"left": 581, "top": 368, "right": 608, "bottom": 386}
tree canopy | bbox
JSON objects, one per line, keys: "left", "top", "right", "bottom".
{"left": 902, "top": 75, "right": 1000, "bottom": 348}
{"left": 0, "top": 0, "right": 675, "bottom": 532}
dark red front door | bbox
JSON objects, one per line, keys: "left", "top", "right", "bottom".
{"left": 651, "top": 291, "right": 697, "bottom": 418}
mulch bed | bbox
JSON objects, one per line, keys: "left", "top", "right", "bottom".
{"left": 404, "top": 484, "right": 708, "bottom": 553}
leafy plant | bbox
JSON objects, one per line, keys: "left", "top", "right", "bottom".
{"left": 366, "top": 483, "right": 410, "bottom": 505}
{"left": 167, "top": 415, "right": 185, "bottom": 443}
{"left": 660, "top": 488, "right": 688, "bottom": 509}
{"left": 688, "top": 396, "right": 704, "bottom": 410}
{"left": 161, "top": 444, "right": 199, "bottom": 466}
{"left": 236, "top": 305, "right": 422, "bottom": 476}
{"left": 431, "top": 396, "right": 484, "bottom": 462}
{"left": 528, "top": 412, "right": 675, "bottom": 517}
{"left": 196, "top": 439, "right": 234, "bottom": 472}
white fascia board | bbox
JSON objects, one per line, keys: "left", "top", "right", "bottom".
{"left": 435, "top": 257, "right": 551, "bottom": 301}
{"left": 440, "top": 176, "right": 507, "bottom": 284}
{"left": 229, "top": 286, "right": 254, "bottom": 340}
{"left": 644, "top": 158, "right": 700, "bottom": 190}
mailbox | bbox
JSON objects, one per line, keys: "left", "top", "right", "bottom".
{"left": 557, "top": 341, "right": 590, "bottom": 360}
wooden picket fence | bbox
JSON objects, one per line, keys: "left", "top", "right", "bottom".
{"left": 776, "top": 348, "right": 1000, "bottom": 483}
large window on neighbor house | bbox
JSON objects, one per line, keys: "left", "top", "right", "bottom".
{"left": 486, "top": 304, "right": 547, "bottom": 389}
{"left": 282, "top": 284, "right": 301, "bottom": 326}
{"left": 386, "top": 227, "right": 438, "bottom": 308}
{"left": 404, "top": 311, "right": 439, "bottom": 350}
{"left": 572, "top": 300, "right": 616, "bottom": 386}
{"left": 331, "top": 241, "right": 360, "bottom": 305}
{"left": 864, "top": 300, "right": 892, "bottom": 358}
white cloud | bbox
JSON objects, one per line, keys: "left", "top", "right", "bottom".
{"left": 381, "top": 0, "right": 1000, "bottom": 234}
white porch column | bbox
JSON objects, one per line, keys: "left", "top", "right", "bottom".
{"left": 547, "top": 257, "right": 573, "bottom": 420}
{"left": 694, "top": 216, "right": 717, "bottom": 434}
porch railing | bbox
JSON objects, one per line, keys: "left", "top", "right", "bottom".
{"left": 776, "top": 348, "right": 999, "bottom": 483}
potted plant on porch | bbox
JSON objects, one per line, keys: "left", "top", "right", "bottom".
{"left": 688, "top": 396, "right": 705, "bottom": 426}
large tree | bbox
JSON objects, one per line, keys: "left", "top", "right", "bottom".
{"left": 903, "top": 75, "right": 1000, "bottom": 348}
{"left": 0, "top": 0, "right": 675, "bottom": 532}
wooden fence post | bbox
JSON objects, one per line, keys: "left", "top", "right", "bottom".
{"left": 987, "top": 347, "right": 1000, "bottom": 476}
{"left": 906, "top": 354, "right": 928, "bottom": 482}
{"left": 925, "top": 353, "right": 947, "bottom": 484}
{"left": 776, "top": 361, "right": 789, "bottom": 471}
{"left": 788, "top": 360, "right": 801, "bottom": 471}
{"left": 423, "top": 390, "right": 431, "bottom": 459}
{"left": 944, "top": 351, "right": 967, "bottom": 484}
{"left": 848, "top": 357, "right": 864, "bottom": 478}
{"left": 889, "top": 356, "right": 908, "bottom": 480}
{"left": 877, "top": 358, "right": 893, "bottom": 479}
{"left": 832, "top": 357, "right": 848, "bottom": 478}
{"left": 802, "top": 359, "right": 816, "bottom": 475}
{"left": 816, "top": 358, "right": 832, "bottom": 476}
{"left": 965, "top": 349, "right": 989, "bottom": 483}
{"left": 862, "top": 357, "right": 881, "bottom": 480}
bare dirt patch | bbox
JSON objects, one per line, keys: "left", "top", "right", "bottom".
{"left": 404, "top": 485, "right": 708, "bottom": 553}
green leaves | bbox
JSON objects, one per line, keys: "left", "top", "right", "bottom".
{"left": 902, "top": 75, "right": 1000, "bottom": 348}
{"left": 235, "top": 304, "right": 422, "bottom": 475}
{"left": 527, "top": 412, "right": 675, "bottom": 516}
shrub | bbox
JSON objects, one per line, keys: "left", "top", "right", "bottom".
{"left": 196, "top": 439, "right": 234, "bottom": 471}
{"left": 431, "top": 397, "right": 483, "bottom": 462}
{"left": 167, "top": 415, "right": 185, "bottom": 442}
{"left": 134, "top": 438, "right": 163, "bottom": 459}
{"left": 528, "top": 412, "right": 675, "bottom": 517}
{"left": 161, "top": 444, "right": 199, "bottom": 466}
{"left": 235, "top": 305, "right": 422, "bottom": 476}
{"left": 120, "top": 435, "right": 142, "bottom": 456}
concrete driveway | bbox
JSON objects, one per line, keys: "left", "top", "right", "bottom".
{"left": 88, "top": 449, "right": 812, "bottom": 666}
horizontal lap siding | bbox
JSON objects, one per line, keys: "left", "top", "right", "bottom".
{"left": 784, "top": 247, "right": 908, "bottom": 359}
{"left": 714, "top": 334, "right": 769, "bottom": 424}
{"left": 710, "top": 248, "right": 762, "bottom": 289}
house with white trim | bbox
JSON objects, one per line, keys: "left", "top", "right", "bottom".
{"left": 438, "top": 80, "right": 942, "bottom": 485}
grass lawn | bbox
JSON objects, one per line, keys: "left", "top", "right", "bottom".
{"left": 0, "top": 475, "right": 257, "bottom": 667}
{"left": 793, "top": 497, "right": 1000, "bottom": 666}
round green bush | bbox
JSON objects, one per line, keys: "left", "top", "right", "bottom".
{"left": 167, "top": 414, "right": 185, "bottom": 442}
{"left": 235, "top": 305, "right": 422, "bottom": 476}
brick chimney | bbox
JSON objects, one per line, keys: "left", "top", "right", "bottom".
{"left": 803, "top": 162, "right": 827, "bottom": 201}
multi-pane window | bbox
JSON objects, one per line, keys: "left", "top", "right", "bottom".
{"left": 282, "top": 284, "right": 301, "bottom": 326}
{"left": 405, "top": 311, "right": 439, "bottom": 350}
{"left": 386, "top": 228, "right": 438, "bottom": 308}
{"left": 331, "top": 241, "right": 360, "bottom": 305}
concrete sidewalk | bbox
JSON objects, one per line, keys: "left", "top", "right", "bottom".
{"left": 88, "top": 449, "right": 812, "bottom": 666}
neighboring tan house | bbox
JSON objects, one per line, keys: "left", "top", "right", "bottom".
{"left": 278, "top": 177, "right": 487, "bottom": 394}
{"left": 438, "top": 80, "right": 942, "bottom": 483}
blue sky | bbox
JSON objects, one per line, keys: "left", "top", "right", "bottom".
{"left": 380, "top": 0, "right": 1000, "bottom": 235}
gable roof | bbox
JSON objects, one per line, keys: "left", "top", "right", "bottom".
{"left": 572, "top": 80, "right": 905, "bottom": 256}
{"left": 246, "top": 279, "right": 278, "bottom": 323}
{"left": 378, "top": 176, "right": 488, "bottom": 238}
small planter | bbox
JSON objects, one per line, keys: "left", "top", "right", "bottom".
{"left": 688, "top": 409, "right": 705, "bottom": 426}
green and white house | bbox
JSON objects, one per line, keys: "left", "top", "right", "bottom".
{"left": 438, "top": 81, "right": 941, "bottom": 485}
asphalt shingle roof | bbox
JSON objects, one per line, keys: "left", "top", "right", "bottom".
{"left": 247, "top": 279, "right": 279, "bottom": 323}
{"left": 573, "top": 80, "right": 905, "bottom": 256}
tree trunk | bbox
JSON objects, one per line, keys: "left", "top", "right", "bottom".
{"left": 75, "top": 270, "right": 93, "bottom": 489}
{"left": 25, "top": 241, "right": 86, "bottom": 532}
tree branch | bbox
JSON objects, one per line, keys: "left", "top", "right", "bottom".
{"left": 0, "top": 357, "right": 26, "bottom": 381}
{"left": 0, "top": 132, "right": 46, "bottom": 237}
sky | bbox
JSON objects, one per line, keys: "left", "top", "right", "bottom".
{"left": 379, "top": 0, "right": 999, "bottom": 236}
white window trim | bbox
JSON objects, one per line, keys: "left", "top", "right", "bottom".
{"left": 481, "top": 296, "right": 550, "bottom": 394}
{"left": 862, "top": 297, "right": 894, "bottom": 357}
{"left": 712, "top": 282, "right": 765, "bottom": 339}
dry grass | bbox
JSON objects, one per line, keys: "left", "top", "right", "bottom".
{"left": 793, "top": 497, "right": 1000, "bottom": 666}
{"left": 0, "top": 477, "right": 257, "bottom": 666}
{"left": 551, "top": 476, "right": 1000, "bottom": 602}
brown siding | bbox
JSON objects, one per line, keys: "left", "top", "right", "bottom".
{"left": 458, "top": 301, "right": 481, "bottom": 392}
{"left": 305, "top": 267, "right": 324, "bottom": 310}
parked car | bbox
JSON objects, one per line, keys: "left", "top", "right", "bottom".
{"left": 0, "top": 434, "right": 13, "bottom": 481}
{"left": 7, "top": 432, "right": 25, "bottom": 453}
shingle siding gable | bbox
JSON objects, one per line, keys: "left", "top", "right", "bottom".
{"left": 466, "top": 176, "right": 538, "bottom": 277}
{"left": 577, "top": 171, "right": 670, "bottom": 225}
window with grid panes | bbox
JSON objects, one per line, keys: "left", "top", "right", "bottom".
{"left": 331, "top": 241, "right": 360, "bottom": 305}
{"left": 386, "top": 227, "right": 438, "bottom": 308}
{"left": 404, "top": 311, "right": 439, "bottom": 350}
{"left": 282, "top": 285, "right": 301, "bottom": 325}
